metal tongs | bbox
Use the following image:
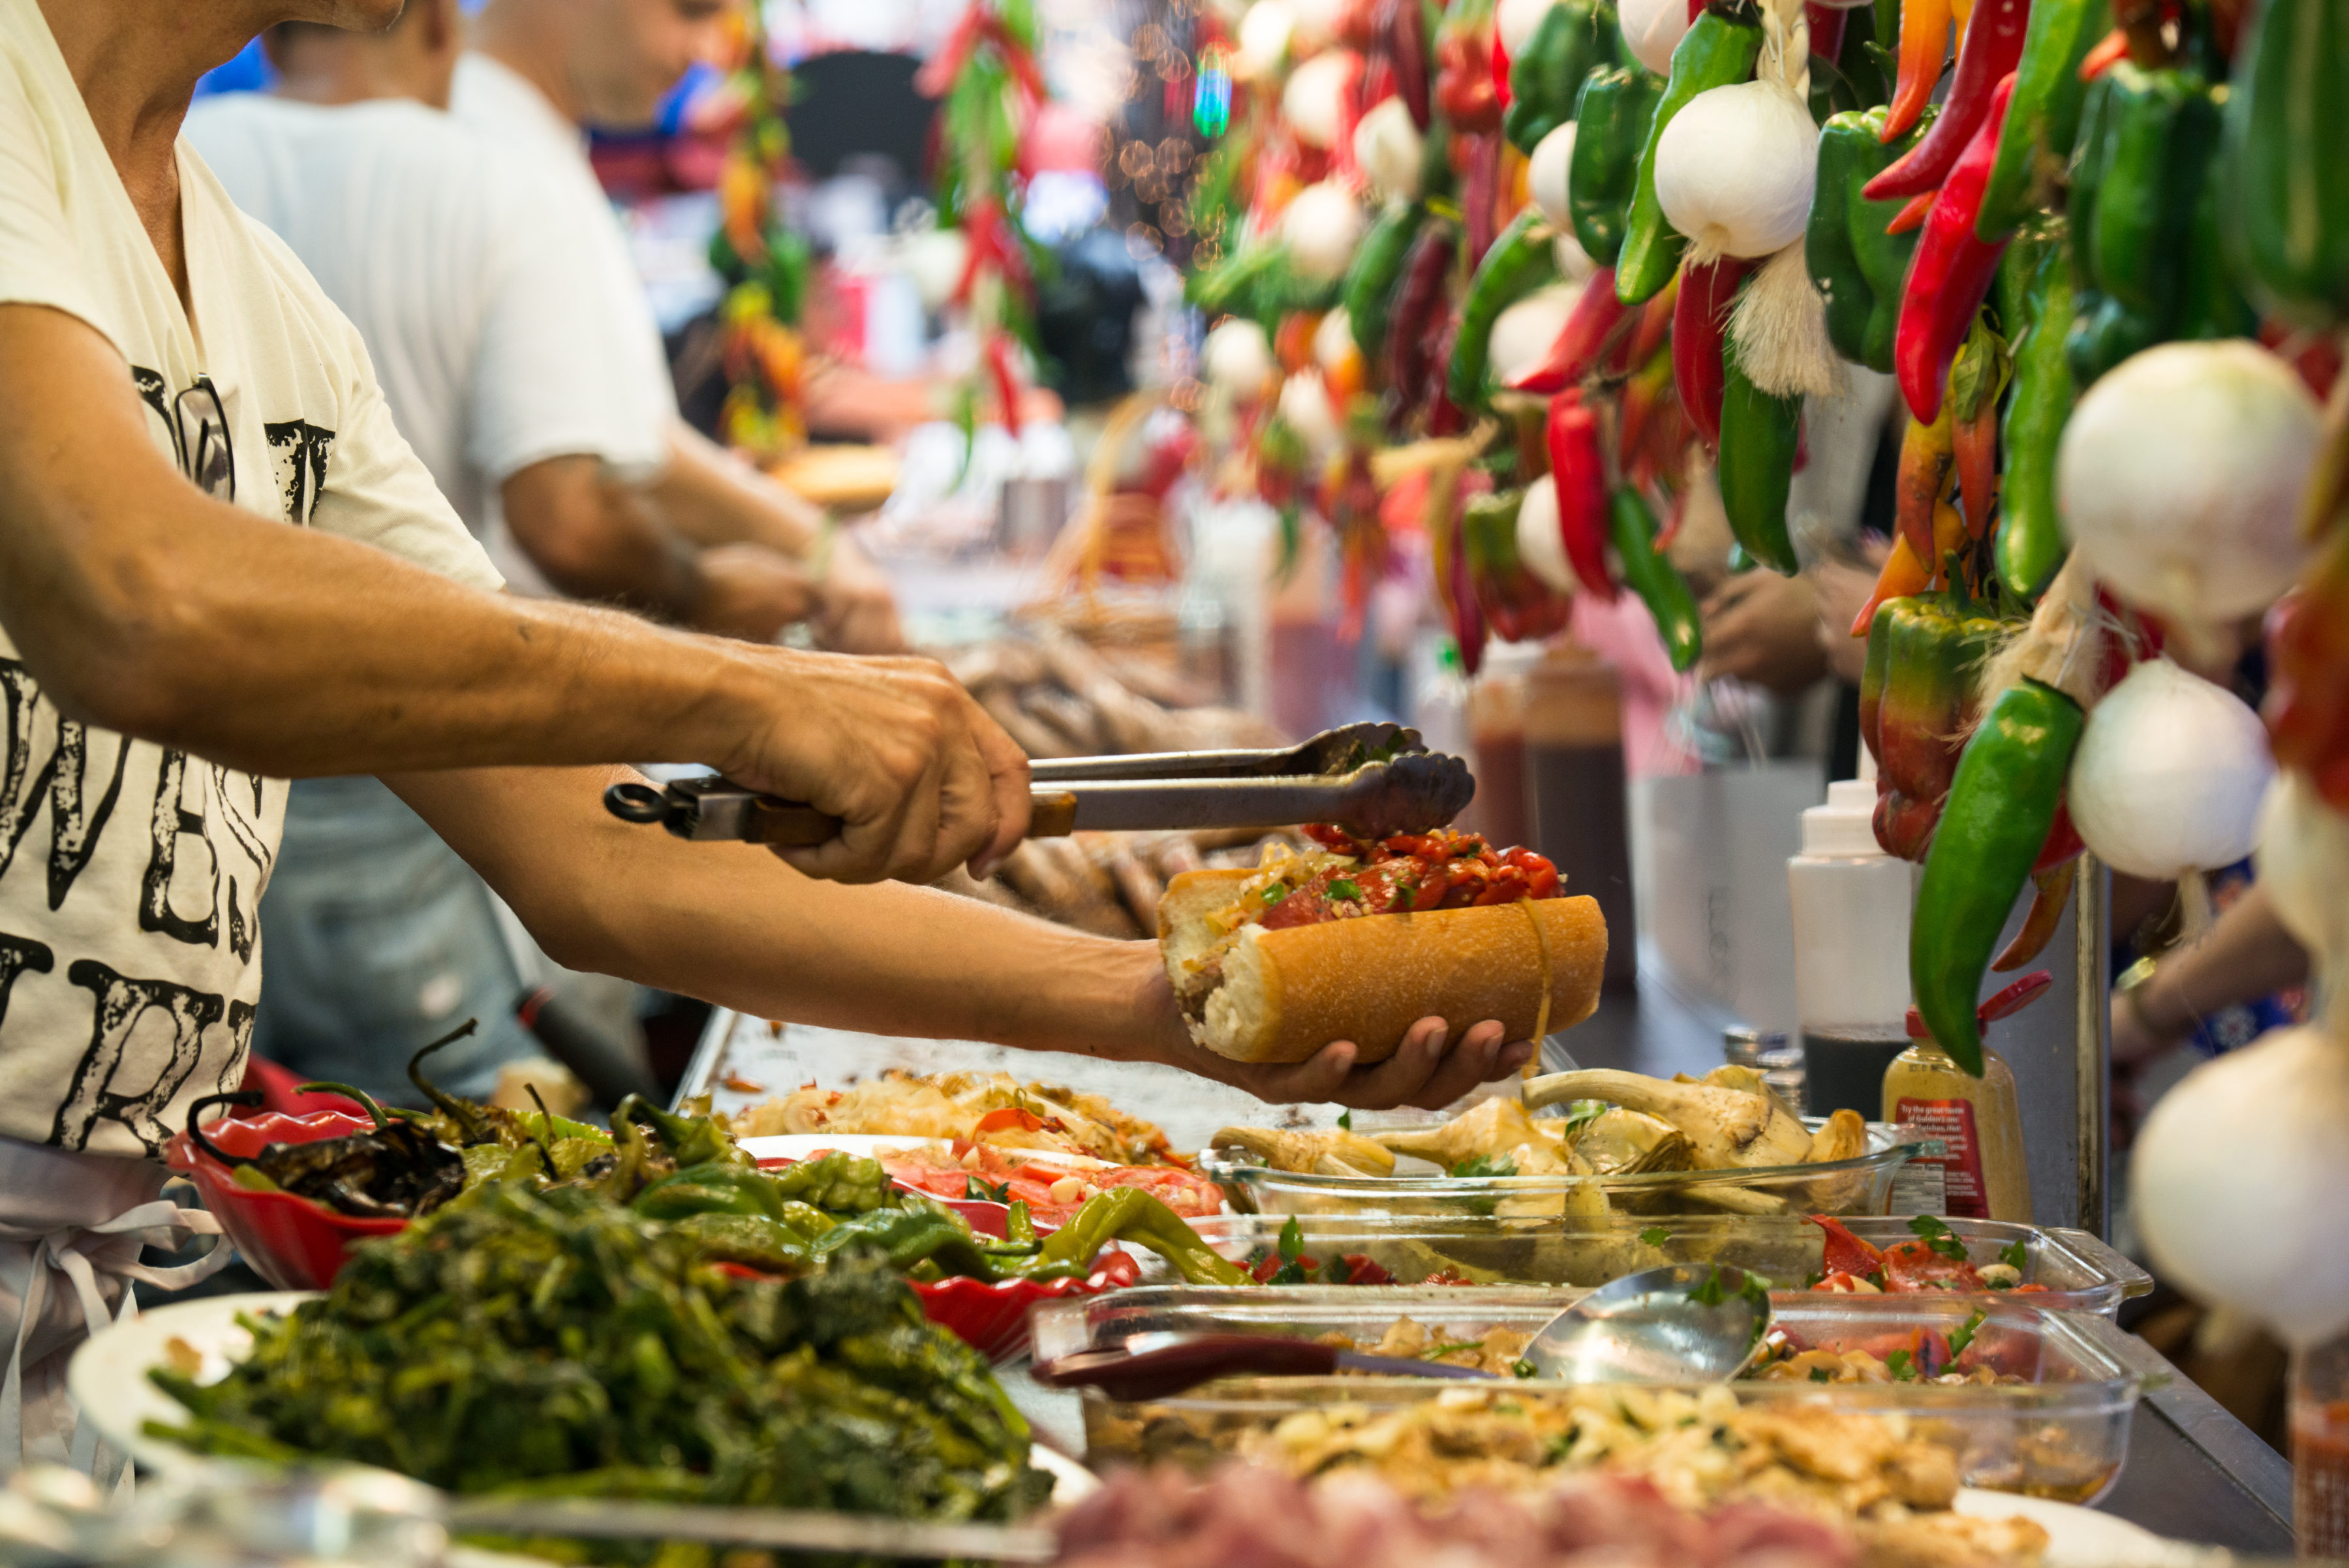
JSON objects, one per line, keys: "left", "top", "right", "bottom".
{"left": 602, "top": 720, "right": 1476, "bottom": 847}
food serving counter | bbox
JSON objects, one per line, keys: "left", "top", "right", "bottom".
{"left": 676, "top": 989, "right": 2295, "bottom": 1555}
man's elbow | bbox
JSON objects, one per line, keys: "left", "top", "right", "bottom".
{"left": 27, "top": 574, "right": 220, "bottom": 741}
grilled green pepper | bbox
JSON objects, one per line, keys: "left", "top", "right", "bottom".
{"left": 1607, "top": 485, "right": 1702, "bottom": 671}
{"left": 632, "top": 1161, "right": 787, "bottom": 1221}
{"left": 1505, "top": 0, "right": 1618, "bottom": 152}
{"left": 1807, "top": 106, "right": 1927, "bottom": 372}
{"left": 1447, "top": 209, "right": 1563, "bottom": 407}
{"left": 1345, "top": 200, "right": 1429, "bottom": 365}
{"left": 1911, "top": 677, "right": 2085, "bottom": 1074}
{"left": 1715, "top": 350, "right": 1802, "bottom": 574}
{"left": 1567, "top": 65, "right": 1663, "bottom": 264}
{"left": 2065, "top": 63, "right": 2222, "bottom": 386}
{"left": 1997, "top": 234, "right": 2076, "bottom": 600}
{"left": 1976, "top": 0, "right": 2111, "bottom": 239}
{"left": 1029, "top": 1186, "right": 1251, "bottom": 1285}
{"left": 1615, "top": 8, "right": 1765, "bottom": 303}
{"left": 2220, "top": 0, "right": 2349, "bottom": 328}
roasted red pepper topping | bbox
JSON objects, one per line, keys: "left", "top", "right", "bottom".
{"left": 1266, "top": 827, "right": 1564, "bottom": 928}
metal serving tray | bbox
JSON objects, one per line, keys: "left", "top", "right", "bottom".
{"left": 1202, "top": 1120, "right": 1925, "bottom": 1219}
{"left": 1037, "top": 1288, "right": 2147, "bottom": 1503}
{"left": 1154, "top": 1214, "right": 2150, "bottom": 1316}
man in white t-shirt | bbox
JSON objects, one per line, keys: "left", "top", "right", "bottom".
{"left": 184, "top": 1, "right": 871, "bottom": 1103}
{"left": 0, "top": 0, "right": 1526, "bottom": 1473}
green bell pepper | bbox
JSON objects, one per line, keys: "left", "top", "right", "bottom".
{"left": 1997, "top": 234, "right": 2076, "bottom": 600}
{"left": 1976, "top": 0, "right": 2111, "bottom": 239}
{"left": 1447, "top": 209, "right": 1562, "bottom": 408}
{"left": 1715, "top": 350, "right": 1802, "bottom": 574}
{"left": 2220, "top": 0, "right": 2349, "bottom": 328}
{"left": 1614, "top": 9, "right": 1765, "bottom": 304}
{"left": 1860, "top": 593, "right": 2007, "bottom": 861}
{"left": 1807, "top": 106, "right": 1927, "bottom": 372}
{"left": 1911, "top": 677, "right": 2085, "bottom": 1074}
{"left": 2065, "top": 63, "right": 2222, "bottom": 387}
{"left": 1505, "top": 0, "right": 1618, "bottom": 152}
{"left": 1344, "top": 200, "right": 1429, "bottom": 365}
{"left": 1567, "top": 65, "right": 1663, "bottom": 264}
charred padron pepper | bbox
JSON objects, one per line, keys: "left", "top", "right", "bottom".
{"left": 1807, "top": 106, "right": 1927, "bottom": 373}
{"left": 1912, "top": 677, "right": 2085, "bottom": 1074}
{"left": 1997, "top": 232, "right": 2075, "bottom": 600}
{"left": 1568, "top": 66, "right": 1663, "bottom": 264}
{"left": 1860, "top": 594, "right": 2006, "bottom": 861}
{"left": 189, "top": 1088, "right": 466, "bottom": 1221}
{"left": 2065, "top": 63, "right": 2249, "bottom": 386}
{"left": 1615, "top": 7, "right": 1764, "bottom": 303}
{"left": 1505, "top": 0, "right": 1618, "bottom": 152}
{"left": 1976, "top": 0, "right": 2111, "bottom": 238}
{"left": 2220, "top": 0, "right": 2349, "bottom": 327}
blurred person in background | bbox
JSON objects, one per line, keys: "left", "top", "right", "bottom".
{"left": 185, "top": 0, "right": 908, "bottom": 1106}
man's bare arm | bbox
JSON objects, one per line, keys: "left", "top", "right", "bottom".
{"left": 0, "top": 303, "right": 1021, "bottom": 881}
{"left": 392, "top": 763, "right": 1533, "bottom": 1110}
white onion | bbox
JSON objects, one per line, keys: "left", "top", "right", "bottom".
{"left": 1488, "top": 283, "right": 1582, "bottom": 388}
{"left": 900, "top": 228, "right": 968, "bottom": 313}
{"left": 1618, "top": 0, "right": 1693, "bottom": 76}
{"left": 1289, "top": 0, "right": 1346, "bottom": 50}
{"left": 1235, "top": 0, "right": 1298, "bottom": 78}
{"left": 1554, "top": 229, "right": 1596, "bottom": 283}
{"left": 2068, "top": 658, "right": 2274, "bottom": 880}
{"left": 1313, "top": 306, "right": 1357, "bottom": 373}
{"left": 2132, "top": 1023, "right": 2349, "bottom": 1350}
{"left": 1498, "top": 0, "right": 1560, "bottom": 55}
{"left": 1283, "top": 50, "right": 1359, "bottom": 149}
{"left": 2056, "top": 341, "right": 2322, "bottom": 628}
{"left": 1278, "top": 369, "right": 1343, "bottom": 453}
{"left": 2256, "top": 769, "right": 2349, "bottom": 977}
{"left": 1203, "top": 317, "right": 1275, "bottom": 396}
{"left": 1517, "top": 474, "right": 1576, "bottom": 593}
{"left": 1528, "top": 122, "right": 1576, "bottom": 228}
{"left": 1355, "top": 98, "right": 1425, "bottom": 203}
{"left": 1653, "top": 81, "right": 1819, "bottom": 259}
{"left": 1280, "top": 180, "right": 1368, "bottom": 281}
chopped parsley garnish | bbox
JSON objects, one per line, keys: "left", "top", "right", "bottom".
{"left": 1688, "top": 1268, "right": 1728, "bottom": 1307}
{"left": 1886, "top": 1349, "right": 1918, "bottom": 1381}
{"left": 1449, "top": 1154, "right": 1520, "bottom": 1179}
{"left": 1392, "top": 880, "right": 1419, "bottom": 910}
{"left": 1802, "top": 1270, "right": 1826, "bottom": 1288}
{"left": 1278, "top": 1214, "right": 1306, "bottom": 1263}
{"left": 1810, "top": 1366, "right": 1833, "bottom": 1383}
{"left": 1514, "top": 1359, "right": 1541, "bottom": 1379}
{"left": 1556, "top": 1099, "right": 1610, "bottom": 1137}
{"left": 964, "top": 1175, "right": 1011, "bottom": 1204}
{"left": 1327, "top": 878, "right": 1363, "bottom": 902}
{"left": 1259, "top": 883, "right": 1289, "bottom": 904}
{"left": 1999, "top": 1237, "right": 2029, "bottom": 1272}
{"left": 1908, "top": 1214, "right": 1970, "bottom": 1261}
{"left": 1639, "top": 1226, "right": 1671, "bottom": 1248}
{"left": 1948, "top": 1307, "right": 1988, "bottom": 1360}
{"left": 1337, "top": 1110, "right": 1352, "bottom": 1131}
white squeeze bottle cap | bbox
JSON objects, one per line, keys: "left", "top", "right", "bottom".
{"left": 1802, "top": 779, "right": 1890, "bottom": 857}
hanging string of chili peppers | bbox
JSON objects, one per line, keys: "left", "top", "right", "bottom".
{"left": 709, "top": 6, "right": 812, "bottom": 460}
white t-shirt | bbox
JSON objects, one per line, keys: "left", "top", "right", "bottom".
{"left": 183, "top": 91, "right": 671, "bottom": 583}
{"left": 449, "top": 52, "right": 681, "bottom": 590}
{"left": 0, "top": 0, "right": 503, "bottom": 1159}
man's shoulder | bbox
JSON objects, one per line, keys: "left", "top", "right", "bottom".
{"left": 187, "top": 93, "right": 500, "bottom": 179}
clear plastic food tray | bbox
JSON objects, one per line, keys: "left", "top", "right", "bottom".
{"left": 1201, "top": 1120, "right": 1925, "bottom": 1219}
{"left": 1161, "top": 1214, "right": 2151, "bottom": 1316}
{"left": 1037, "top": 1287, "right": 2147, "bottom": 1503}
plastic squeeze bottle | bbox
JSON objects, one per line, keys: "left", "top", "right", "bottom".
{"left": 1787, "top": 780, "right": 1916, "bottom": 1118}
{"left": 1880, "top": 972, "right": 2044, "bottom": 1222}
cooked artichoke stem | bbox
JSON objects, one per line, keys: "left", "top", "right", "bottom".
{"left": 1805, "top": 1108, "right": 1867, "bottom": 1164}
{"left": 1211, "top": 1125, "right": 1398, "bottom": 1176}
{"left": 1523, "top": 1069, "right": 1815, "bottom": 1169}
{"left": 1370, "top": 1098, "right": 1581, "bottom": 1175}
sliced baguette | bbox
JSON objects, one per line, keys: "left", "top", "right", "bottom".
{"left": 1158, "top": 870, "right": 1608, "bottom": 1065}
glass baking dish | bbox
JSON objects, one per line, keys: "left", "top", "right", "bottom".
{"left": 1201, "top": 1120, "right": 1924, "bottom": 1219}
{"left": 1156, "top": 1214, "right": 2151, "bottom": 1316}
{"left": 1039, "top": 1288, "right": 2147, "bottom": 1503}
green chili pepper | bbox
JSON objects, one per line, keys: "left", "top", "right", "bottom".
{"left": 1997, "top": 235, "right": 2075, "bottom": 600}
{"left": 1976, "top": 0, "right": 2111, "bottom": 239}
{"left": 1447, "top": 209, "right": 1563, "bottom": 408}
{"left": 1911, "top": 677, "right": 2086, "bottom": 1074}
{"left": 2065, "top": 63, "right": 2222, "bottom": 386}
{"left": 1027, "top": 1187, "right": 1252, "bottom": 1285}
{"left": 614, "top": 1094, "right": 744, "bottom": 1170}
{"left": 1505, "top": 0, "right": 1618, "bottom": 153}
{"left": 768, "top": 1151, "right": 898, "bottom": 1214}
{"left": 1003, "top": 1199, "right": 1039, "bottom": 1248}
{"left": 1344, "top": 200, "right": 1429, "bottom": 364}
{"left": 665, "top": 1211, "right": 816, "bottom": 1274}
{"left": 2220, "top": 0, "right": 2349, "bottom": 328}
{"left": 1607, "top": 486, "right": 1702, "bottom": 671}
{"left": 1615, "top": 9, "right": 1765, "bottom": 304}
{"left": 1568, "top": 66, "right": 1663, "bottom": 264}
{"left": 1807, "top": 106, "right": 1927, "bottom": 373}
{"left": 1715, "top": 349, "right": 1802, "bottom": 574}
{"left": 632, "top": 1161, "right": 786, "bottom": 1222}
{"left": 2177, "top": 157, "right": 2258, "bottom": 342}
{"left": 813, "top": 1205, "right": 1007, "bottom": 1278}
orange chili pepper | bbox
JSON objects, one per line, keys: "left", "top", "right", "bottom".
{"left": 1893, "top": 405, "right": 1958, "bottom": 567}
{"left": 1886, "top": 192, "right": 1935, "bottom": 235}
{"left": 1851, "top": 532, "right": 1933, "bottom": 637}
{"left": 1883, "top": 0, "right": 1953, "bottom": 139}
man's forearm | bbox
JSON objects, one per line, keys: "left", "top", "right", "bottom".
{"left": 502, "top": 453, "right": 709, "bottom": 622}
{"left": 652, "top": 422, "right": 825, "bottom": 557}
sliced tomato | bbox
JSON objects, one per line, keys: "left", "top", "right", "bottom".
{"left": 972, "top": 1106, "right": 1058, "bottom": 1136}
{"left": 1880, "top": 1239, "right": 1987, "bottom": 1291}
{"left": 1806, "top": 1215, "right": 1887, "bottom": 1279}
{"left": 1811, "top": 1270, "right": 1881, "bottom": 1294}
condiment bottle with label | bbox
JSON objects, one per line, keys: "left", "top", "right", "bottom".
{"left": 1788, "top": 780, "right": 1915, "bottom": 1116}
{"left": 1879, "top": 972, "right": 2044, "bottom": 1222}
{"left": 1466, "top": 639, "right": 1544, "bottom": 850}
{"left": 1526, "top": 641, "right": 1636, "bottom": 991}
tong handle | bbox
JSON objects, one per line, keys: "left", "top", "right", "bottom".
{"left": 604, "top": 781, "right": 1081, "bottom": 846}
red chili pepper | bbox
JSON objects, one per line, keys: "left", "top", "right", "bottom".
{"left": 949, "top": 196, "right": 1002, "bottom": 306}
{"left": 1807, "top": 1215, "right": 1887, "bottom": 1278}
{"left": 1670, "top": 256, "right": 1751, "bottom": 453}
{"left": 1894, "top": 74, "right": 2018, "bottom": 423}
{"left": 1993, "top": 856, "right": 2076, "bottom": 969}
{"left": 1883, "top": 0, "right": 1954, "bottom": 138}
{"left": 1492, "top": 26, "right": 1513, "bottom": 108}
{"left": 984, "top": 14, "right": 1048, "bottom": 102}
{"left": 914, "top": 5, "right": 988, "bottom": 95}
{"left": 986, "top": 334, "right": 1024, "bottom": 438}
{"left": 1545, "top": 391, "right": 1619, "bottom": 600}
{"left": 1864, "top": 0, "right": 2032, "bottom": 201}
{"left": 1436, "top": 29, "right": 1502, "bottom": 133}
{"left": 1892, "top": 405, "right": 1956, "bottom": 565}
{"left": 1952, "top": 394, "right": 1997, "bottom": 540}
{"left": 1461, "top": 129, "right": 1503, "bottom": 260}
{"left": 1390, "top": 0, "right": 1432, "bottom": 130}
{"left": 1508, "top": 267, "right": 1635, "bottom": 393}
{"left": 1385, "top": 221, "right": 1457, "bottom": 428}
{"left": 1886, "top": 192, "right": 1935, "bottom": 234}
{"left": 1614, "top": 277, "right": 1678, "bottom": 378}
{"left": 1806, "top": 2, "right": 1849, "bottom": 59}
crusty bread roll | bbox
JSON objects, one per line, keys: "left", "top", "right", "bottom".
{"left": 1158, "top": 870, "right": 1608, "bottom": 1065}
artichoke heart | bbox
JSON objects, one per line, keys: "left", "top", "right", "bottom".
{"left": 1567, "top": 1108, "right": 1694, "bottom": 1176}
{"left": 1523, "top": 1068, "right": 1815, "bottom": 1169}
{"left": 1805, "top": 1108, "right": 1868, "bottom": 1165}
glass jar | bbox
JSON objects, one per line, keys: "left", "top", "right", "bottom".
{"left": 2295, "top": 1328, "right": 2349, "bottom": 1556}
